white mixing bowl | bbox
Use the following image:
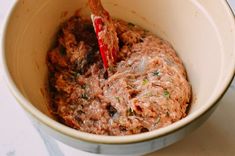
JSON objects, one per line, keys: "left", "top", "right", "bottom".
{"left": 1, "top": 0, "right": 235, "bottom": 155}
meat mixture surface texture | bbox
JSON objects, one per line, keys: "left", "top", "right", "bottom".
{"left": 47, "top": 15, "right": 192, "bottom": 136}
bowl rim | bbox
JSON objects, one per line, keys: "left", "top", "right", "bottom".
{"left": 1, "top": 0, "right": 235, "bottom": 144}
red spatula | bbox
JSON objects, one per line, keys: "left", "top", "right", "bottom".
{"left": 88, "top": 0, "right": 119, "bottom": 69}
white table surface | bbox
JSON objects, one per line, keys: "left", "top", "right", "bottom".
{"left": 0, "top": 1, "right": 235, "bottom": 156}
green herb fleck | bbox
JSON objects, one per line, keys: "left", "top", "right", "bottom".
{"left": 59, "top": 46, "right": 66, "bottom": 56}
{"left": 153, "top": 70, "right": 160, "bottom": 76}
{"left": 81, "top": 93, "right": 89, "bottom": 100}
{"left": 115, "top": 96, "right": 121, "bottom": 103}
{"left": 127, "top": 108, "right": 136, "bottom": 116}
{"left": 163, "top": 90, "right": 170, "bottom": 99}
{"left": 142, "top": 79, "right": 149, "bottom": 85}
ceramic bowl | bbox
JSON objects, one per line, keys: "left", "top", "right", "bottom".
{"left": 1, "top": 0, "right": 235, "bottom": 155}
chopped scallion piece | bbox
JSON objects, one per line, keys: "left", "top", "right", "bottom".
{"left": 142, "top": 79, "right": 149, "bottom": 85}
{"left": 163, "top": 90, "right": 170, "bottom": 99}
{"left": 153, "top": 70, "right": 160, "bottom": 76}
{"left": 81, "top": 93, "right": 89, "bottom": 100}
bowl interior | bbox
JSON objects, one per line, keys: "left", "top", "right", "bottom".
{"left": 3, "top": 0, "right": 235, "bottom": 136}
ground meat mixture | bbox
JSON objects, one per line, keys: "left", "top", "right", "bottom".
{"left": 47, "top": 14, "right": 192, "bottom": 136}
